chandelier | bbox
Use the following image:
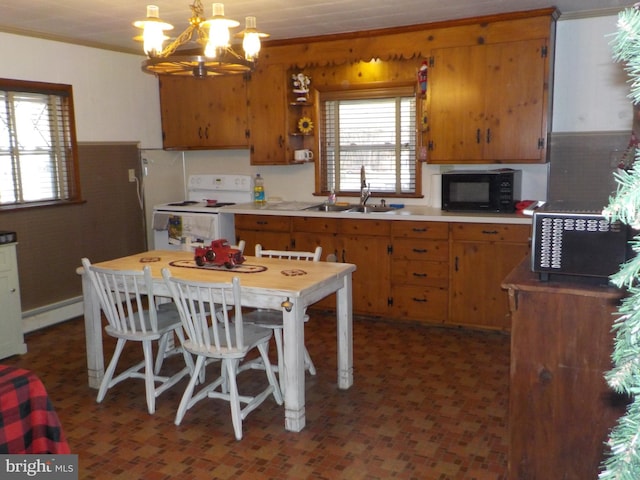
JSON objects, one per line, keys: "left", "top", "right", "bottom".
{"left": 133, "top": 2, "right": 269, "bottom": 78}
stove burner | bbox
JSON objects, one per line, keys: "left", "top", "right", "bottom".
{"left": 205, "top": 202, "right": 235, "bottom": 208}
{"left": 167, "top": 200, "right": 199, "bottom": 207}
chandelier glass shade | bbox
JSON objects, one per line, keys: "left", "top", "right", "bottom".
{"left": 133, "top": 2, "right": 268, "bottom": 78}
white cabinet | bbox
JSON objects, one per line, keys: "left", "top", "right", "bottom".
{"left": 0, "top": 242, "right": 27, "bottom": 359}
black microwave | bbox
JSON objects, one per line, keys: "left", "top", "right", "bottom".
{"left": 441, "top": 168, "right": 522, "bottom": 213}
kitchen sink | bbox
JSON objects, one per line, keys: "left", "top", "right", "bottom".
{"left": 305, "top": 204, "right": 354, "bottom": 212}
{"left": 347, "top": 205, "right": 396, "bottom": 213}
{"left": 304, "top": 203, "right": 399, "bottom": 213}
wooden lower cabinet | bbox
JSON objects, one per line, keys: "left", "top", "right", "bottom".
{"left": 390, "top": 221, "right": 449, "bottom": 323}
{"left": 503, "top": 258, "right": 626, "bottom": 479}
{"left": 291, "top": 217, "right": 341, "bottom": 310}
{"left": 292, "top": 217, "right": 391, "bottom": 316}
{"left": 449, "top": 222, "right": 530, "bottom": 330}
{"left": 236, "top": 214, "right": 530, "bottom": 328}
{"left": 234, "top": 214, "right": 292, "bottom": 254}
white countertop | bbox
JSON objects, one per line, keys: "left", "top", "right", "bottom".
{"left": 219, "top": 202, "right": 532, "bottom": 225}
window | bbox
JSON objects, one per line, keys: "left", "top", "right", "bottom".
{"left": 0, "top": 78, "right": 81, "bottom": 208}
{"left": 319, "top": 86, "right": 418, "bottom": 196}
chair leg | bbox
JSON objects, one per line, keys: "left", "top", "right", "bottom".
{"left": 257, "top": 342, "right": 283, "bottom": 405}
{"left": 174, "top": 327, "right": 195, "bottom": 376}
{"left": 97, "top": 338, "right": 126, "bottom": 404}
{"left": 272, "top": 328, "right": 285, "bottom": 394}
{"left": 154, "top": 332, "right": 170, "bottom": 375}
{"left": 142, "top": 339, "right": 156, "bottom": 414}
{"left": 175, "top": 355, "right": 206, "bottom": 426}
{"left": 224, "top": 359, "right": 243, "bottom": 441}
{"left": 304, "top": 346, "right": 316, "bottom": 376}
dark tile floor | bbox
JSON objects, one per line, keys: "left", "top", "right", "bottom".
{"left": 2, "top": 312, "right": 510, "bottom": 479}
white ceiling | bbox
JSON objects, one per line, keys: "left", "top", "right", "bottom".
{"left": 0, "top": 0, "right": 631, "bottom": 54}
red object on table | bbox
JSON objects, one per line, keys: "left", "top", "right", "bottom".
{"left": 0, "top": 365, "right": 70, "bottom": 454}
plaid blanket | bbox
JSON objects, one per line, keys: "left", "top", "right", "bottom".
{"left": 0, "top": 365, "right": 70, "bottom": 454}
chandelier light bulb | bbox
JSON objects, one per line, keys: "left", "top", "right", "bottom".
{"left": 133, "top": 5, "right": 173, "bottom": 57}
{"left": 242, "top": 17, "right": 262, "bottom": 61}
{"left": 208, "top": 20, "right": 230, "bottom": 50}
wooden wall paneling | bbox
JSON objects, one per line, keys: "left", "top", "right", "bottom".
{"left": 262, "top": 10, "right": 556, "bottom": 68}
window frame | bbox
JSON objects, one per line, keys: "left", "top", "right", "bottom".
{"left": 315, "top": 83, "right": 422, "bottom": 199}
{"left": 0, "top": 78, "right": 82, "bottom": 211}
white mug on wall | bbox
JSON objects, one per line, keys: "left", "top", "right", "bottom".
{"left": 294, "top": 149, "right": 314, "bottom": 161}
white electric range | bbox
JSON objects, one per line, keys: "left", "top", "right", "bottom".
{"left": 152, "top": 174, "right": 253, "bottom": 250}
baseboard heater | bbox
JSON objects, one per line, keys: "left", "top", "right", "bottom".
{"left": 22, "top": 296, "right": 84, "bottom": 333}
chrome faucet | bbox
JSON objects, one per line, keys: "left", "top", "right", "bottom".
{"left": 360, "top": 165, "right": 370, "bottom": 206}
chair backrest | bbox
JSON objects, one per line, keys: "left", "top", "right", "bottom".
{"left": 255, "top": 244, "right": 322, "bottom": 262}
{"left": 81, "top": 257, "right": 160, "bottom": 335}
{"left": 234, "top": 240, "right": 246, "bottom": 254}
{"left": 161, "top": 269, "right": 247, "bottom": 357}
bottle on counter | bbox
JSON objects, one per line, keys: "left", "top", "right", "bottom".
{"left": 254, "top": 173, "right": 266, "bottom": 204}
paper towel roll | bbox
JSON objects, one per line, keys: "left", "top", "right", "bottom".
{"left": 430, "top": 174, "right": 442, "bottom": 209}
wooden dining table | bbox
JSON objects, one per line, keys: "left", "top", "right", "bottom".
{"left": 78, "top": 250, "right": 356, "bottom": 432}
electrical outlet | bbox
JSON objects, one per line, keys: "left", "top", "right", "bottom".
{"left": 128, "top": 169, "right": 136, "bottom": 183}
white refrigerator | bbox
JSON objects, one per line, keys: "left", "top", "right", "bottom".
{"left": 140, "top": 149, "right": 186, "bottom": 249}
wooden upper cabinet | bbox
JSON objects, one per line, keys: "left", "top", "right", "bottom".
{"left": 247, "top": 63, "right": 288, "bottom": 165}
{"left": 159, "top": 75, "right": 249, "bottom": 150}
{"left": 427, "top": 39, "right": 549, "bottom": 164}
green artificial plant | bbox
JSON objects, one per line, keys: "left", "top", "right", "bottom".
{"left": 601, "top": 4, "right": 640, "bottom": 479}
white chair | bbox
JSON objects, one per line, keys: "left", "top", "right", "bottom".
{"left": 161, "top": 269, "right": 282, "bottom": 441}
{"left": 234, "top": 240, "right": 246, "bottom": 254}
{"left": 243, "top": 244, "right": 322, "bottom": 393}
{"left": 81, "top": 257, "right": 193, "bottom": 415}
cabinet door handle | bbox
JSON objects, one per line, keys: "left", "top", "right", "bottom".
{"left": 10, "top": 288, "right": 16, "bottom": 293}
{"left": 413, "top": 248, "right": 427, "bottom": 253}
{"left": 481, "top": 230, "right": 499, "bottom": 235}
{"left": 476, "top": 128, "right": 481, "bottom": 144}
{"left": 486, "top": 128, "right": 491, "bottom": 144}
{"left": 257, "top": 220, "right": 268, "bottom": 225}
{"left": 198, "top": 127, "right": 203, "bottom": 139}
{"left": 412, "top": 272, "right": 427, "bottom": 278}
{"left": 455, "top": 256, "right": 459, "bottom": 271}
{"left": 412, "top": 297, "right": 428, "bottom": 303}
{"left": 205, "top": 127, "right": 209, "bottom": 140}
{"left": 278, "top": 135, "right": 284, "bottom": 148}
{"left": 341, "top": 249, "right": 346, "bottom": 263}
{"left": 412, "top": 228, "right": 427, "bottom": 233}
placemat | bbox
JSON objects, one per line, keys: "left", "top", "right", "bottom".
{"left": 169, "top": 259, "right": 267, "bottom": 273}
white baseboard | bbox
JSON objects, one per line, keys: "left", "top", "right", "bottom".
{"left": 22, "top": 297, "right": 84, "bottom": 333}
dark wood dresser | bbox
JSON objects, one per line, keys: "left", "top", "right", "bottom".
{"left": 502, "top": 257, "right": 628, "bottom": 479}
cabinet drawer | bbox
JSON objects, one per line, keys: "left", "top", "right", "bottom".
{"left": 235, "top": 214, "right": 291, "bottom": 232}
{"left": 393, "top": 238, "right": 448, "bottom": 261}
{"left": 292, "top": 217, "right": 339, "bottom": 233}
{"left": 339, "top": 218, "right": 390, "bottom": 236}
{"left": 392, "top": 260, "right": 448, "bottom": 288}
{"left": 391, "top": 285, "right": 448, "bottom": 322}
{"left": 450, "top": 223, "right": 531, "bottom": 243}
{"left": 391, "top": 221, "right": 448, "bottom": 239}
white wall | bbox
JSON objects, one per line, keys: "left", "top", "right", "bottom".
{"left": 2, "top": 12, "right": 633, "bottom": 205}
{"left": 553, "top": 14, "right": 631, "bottom": 132}
{"left": 0, "top": 32, "right": 163, "bottom": 148}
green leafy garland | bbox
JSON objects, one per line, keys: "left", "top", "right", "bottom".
{"left": 601, "top": 4, "right": 640, "bottom": 479}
